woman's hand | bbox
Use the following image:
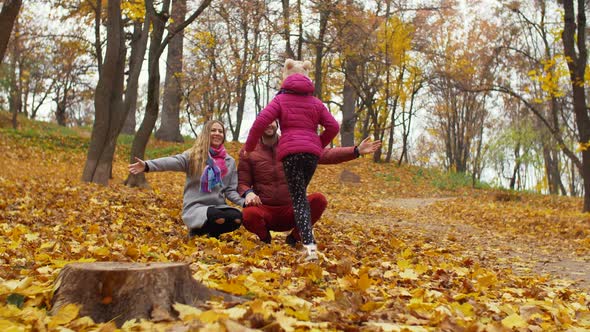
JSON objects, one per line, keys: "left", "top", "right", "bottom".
{"left": 358, "top": 137, "right": 382, "bottom": 155}
{"left": 128, "top": 157, "right": 146, "bottom": 175}
{"left": 245, "top": 192, "right": 262, "bottom": 206}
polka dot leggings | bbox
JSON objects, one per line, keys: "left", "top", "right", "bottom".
{"left": 282, "top": 153, "right": 319, "bottom": 245}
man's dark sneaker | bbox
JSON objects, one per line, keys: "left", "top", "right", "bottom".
{"left": 261, "top": 231, "right": 272, "bottom": 244}
{"left": 285, "top": 234, "right": 298, "bottom": 247}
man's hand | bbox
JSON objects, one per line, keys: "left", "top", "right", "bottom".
{"left": 128, "top": 157, "right": 146, "bottom": 175}
{"left": 358, "top": 137, "right": 382, "bottom": 155}
{"left": 245, "top": 192, "right": 262, "bottom": 206}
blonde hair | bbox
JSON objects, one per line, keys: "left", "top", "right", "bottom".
{"left": 187, "top": 120, "right": 225, "bottom": 176}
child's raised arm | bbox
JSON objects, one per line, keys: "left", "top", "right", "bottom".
{"left": 244, "top": 98, "right": 282, "bottom": 152}
{"left": 317, "top": 103, "right": 340, "bottom": 147}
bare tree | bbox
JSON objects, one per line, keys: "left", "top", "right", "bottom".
{"left": 125, "top": 0, "right": 213, "bottom": 188}
{"left": 82, "top": 0, "right": 126, "bottom": 184}
{"left": 120, "top": 19, "right": 150, "bottom": 135}
{"left": 561, "top": 0, "right": 590, "bottom": 211}
{"left": 0, "top": 0, "right": 22, "bottom": 65}
{"left": 156, "top": 0, "right": 186, "bottom": 142}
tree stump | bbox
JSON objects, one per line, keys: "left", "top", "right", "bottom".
{"left": 50, "top": 262, "right": 240, "bottom": 326}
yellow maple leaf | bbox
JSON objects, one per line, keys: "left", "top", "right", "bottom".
{"left": 48, "top": 303, "right": 80, "bottom": 329}
{"left": 450, "top": 302, "right": 474, "bottom": 317}
{"left": 399, "top": 269, "right": 419, "bottom": 280}
{"left": 324, "top": 288, "right": 335, "bottom": 301}
{"left": 199, "top": 310, "right": 228, "bottom": 323}
{"left": 124, "top": 246, "right": 140, "bottom": 260}
{"left": 90, "top": 246, "right": 110, "bottom": 258}
{"left": 223, "top": 306, "right": 248, "bottom": 320}
{"left": 68, "top": 316, "right": 96, "bottom": 330}
{"left": 396, "top": 258, "right": 411, "bottom": 270}
{"left": 274, "top": 311, "right": 298, "bottom": 332}
{"left": 173, "top": 303, "right": 202, "bottom": 321}
{"left": 360, "top": 301, "right": 383, "bottom": 312}
{"left": 24, "top": 233, "right": 39, "bottom": 242}
{"left": 414, "top": 264, "right": 429, "bottom": 275}
{"left": 0, "top": 305, "right": 21, "bottom": 318}
{"left": 501, "top": 313, "right": 527, "bottom": 329}
{"left": 401, "top": 248, "right": 413, "bottom": 258}
{"left": 285, "top": 306, "right": 310, "bottom": 321}
{"left": 0, "top": 319, "right": 25, "bottom": 332}
{"left": 475, "top": 271, "right": 497, "bottom": 289}
{"left": 357, "top": 272, "right": 372, "bottom": 291}
{"left": 19, "top": 283, "right": 51, "bottom": 297}
{"left": 217, "top": 280, "right": 248, "bottom": 295}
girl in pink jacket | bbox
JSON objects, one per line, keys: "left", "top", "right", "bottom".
{"left": 243, "top": 59, "right": 339, "bottom": 261}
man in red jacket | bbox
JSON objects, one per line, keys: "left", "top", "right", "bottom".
{"left": 238, "top": 120, "right": 380, "bottom": 245}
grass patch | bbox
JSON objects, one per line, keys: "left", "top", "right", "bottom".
{"left": 117, "top": 133, "right": 136, "bottom": 146}
{"left": 0, "top": 127, "right": 89, "bottom": 151}
{"left": 375, "top": 172, "right": 400, "bottom": 182}
{"left": 429, "top": 170, "right": 491, "bottom": 190}
{"left": 146, "top": 143, "right": 193, "bottom": 159}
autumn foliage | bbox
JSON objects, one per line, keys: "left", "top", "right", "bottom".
{"left": 1, "top": 113, "right": 589, "bottom": 331}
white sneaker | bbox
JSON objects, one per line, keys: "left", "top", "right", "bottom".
{"left": 302, "top": 244, "right": 318, "bottom": 262}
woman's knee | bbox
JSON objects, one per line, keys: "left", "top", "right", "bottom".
{"left": 224, "top": 209, "right": 242, "bottom": 221}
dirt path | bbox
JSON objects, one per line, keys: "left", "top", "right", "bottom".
{"left": 339, "top": 197, "right": 590, "bottom": 290}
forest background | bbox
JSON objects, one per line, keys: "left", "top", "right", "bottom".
{"left": 1, "top": 0, "right": 589, "bottom": 203}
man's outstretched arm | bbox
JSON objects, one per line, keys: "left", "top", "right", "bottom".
{"left": 319, "top": 137, "right": 381, "bottom": 164}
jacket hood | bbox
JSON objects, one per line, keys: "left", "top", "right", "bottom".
{"left": 281, "top": 74, "right": 315, "bottom": 94}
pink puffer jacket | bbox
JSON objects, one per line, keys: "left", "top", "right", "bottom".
{"left": 244, "top": 74, "right": 340, "bottom": 161}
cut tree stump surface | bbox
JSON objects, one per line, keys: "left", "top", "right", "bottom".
{"left": 51, "top": 262, "right": 240, "bottom": 326}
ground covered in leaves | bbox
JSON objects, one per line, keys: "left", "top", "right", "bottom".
{"left": 1, "top": 114, "right": 590, "bottom": 331}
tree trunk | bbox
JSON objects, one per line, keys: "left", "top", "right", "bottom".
{"left": 156, "top": 0, "right": 186, "bottom": 142}
{"left": 295, "top": 0, "right": 303, "bottom": 59}
{"left": 56, "top": 98, "right": 67, "bottom": 126}
{"left": 542, "top": 145, "right": 561, "bottom": 194}
{"left": 94, "top": 0, "right": 103, "bottom": 74}
{"left": 229, "top": 10, "right": 251, "bottom": 142}
{"left": 313, "top": 4, "right": 329, "bottom": 98}
{"left": 9, "top": 23, "right": 21, "bottom": 129}
{"left": 341, "top": 58, "right": 358, "bottom": 147}
{"left": 0, "top": 0, "right": 21, "bottom": 65}
{"left": 82, "top": 0, "right": 127, "bottom": 185}
{"left": 281, "top": 0, "right": 295, "bottom": 58}
{"left": 232, "top": 81, "right": 247, "bottom": 141}
{"left": 562, "top": 0, "right": 590, "bottom": 211}
{"left": 398, "top": 82, "right": 420, "bottom": 166}
{"left": 50, "top": 262, "right": 241, "bottom": 327}
{"left": 509, "top": 143, "right": 521, "bottom": 190}
{"left": 121, "top": 16, "right": 151, "bottom": 136}
{"left": 125, "top": 5, "right": 168, "bottom": 188}
{"left": 570, "top": 158, "right": 578, "bottom": 196}
{"left": 124, "top": 0, "right": 211, "bottom": 187}
{"left": 386, "top": 67, "right": 406, "bottom": 163}
{"left": 120, "top": 102, "right": 137, "bottom": 134}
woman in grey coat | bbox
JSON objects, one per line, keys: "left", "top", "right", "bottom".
{"left": 128, "top": 120, "right": 245, "bottom": 238}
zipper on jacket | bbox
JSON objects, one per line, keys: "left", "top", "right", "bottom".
{"left": 271, "top": 145, "right": 279, "bottom": 203}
